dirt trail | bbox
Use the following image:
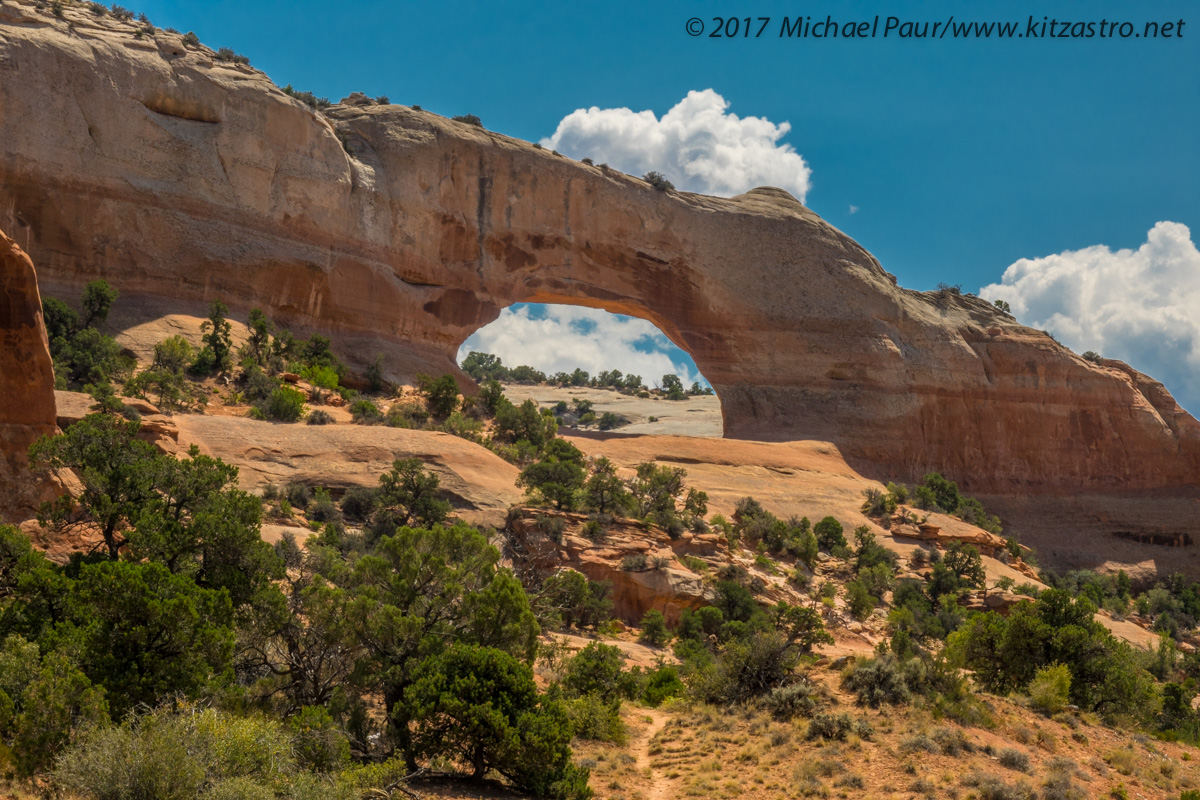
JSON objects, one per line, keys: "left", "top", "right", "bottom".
{"left": 630, "top": 707, "right": 671, "bottom": 800}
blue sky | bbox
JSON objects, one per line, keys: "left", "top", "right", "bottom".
{"left": 136, "top": 0, "right": 1200, "bottom": 409}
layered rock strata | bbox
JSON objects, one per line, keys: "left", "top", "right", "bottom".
{"left": 0, "top": 3, "right": 1196, "bottom": 497}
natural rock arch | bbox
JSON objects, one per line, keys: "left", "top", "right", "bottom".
{"left": 0, "top": 15, "right": 1197, "bottom": 499}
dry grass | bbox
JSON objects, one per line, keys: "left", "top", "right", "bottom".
{"left": 569, "top": 669, "right": 1200, "bottom": 800}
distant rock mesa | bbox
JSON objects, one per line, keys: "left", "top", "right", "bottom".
{"left": 0, "top": 4, "right": 1197, "bottom": 498}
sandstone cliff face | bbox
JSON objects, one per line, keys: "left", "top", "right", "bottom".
{"left": 1, "top": 1, "right": 1197, "bottom": 495}
{"left": 0, "top": 226, "right": 59, "bottom": 519}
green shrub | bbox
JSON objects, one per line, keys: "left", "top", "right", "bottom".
{"left": 845, "top": 580, "right": 875, "bottom": 620}
{"left": 518, "top": 439, "right": 586, "bottom": 510}
{"left": 813, "top": 516, "right": 846, "bottom": 551}
{"left": 396, "top": 647, "right": 602, "bottom": 786}
{"left": 597, "top": 412, "right": 627, "bottom": 430}
{"left": 300, "top": 364, "right": 339, "bottom": 391}
{"left": 639, "top": 609, "right": 670, "bottom": 646}
{"left": 287, "top": 706, "right": 350, "bottom": 773}
{"left": 564, "top": 694, "right": 626, "bottom": 744}
{"left": 534, "top": 570, "right": 613, "bottom": 631}
{"left": 53, "top": 704, "right": 295, "bottom": 799}
{"left": 639, "top": 664, "right": 684, "bottom": 707}
{"left": 252, "top": 385, "right": 305, "bottom": 422}
{"left": 1028, "top": 663, "right": 1071, "bottom": 715}
{"left": 417, "top": 373, "right": 460, "bottom": 418}
{"left": 931, "top": 726, "right": 974, "bottom": 756}
{"left": 451, "top": 113, "right": 483, "bottom": 127}
{"left": 349, "top": 398, "right": 382, "bottom": 424}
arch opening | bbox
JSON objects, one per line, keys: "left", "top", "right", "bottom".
{"left": 456, "top": 302, "right": 723, "bottom": 438}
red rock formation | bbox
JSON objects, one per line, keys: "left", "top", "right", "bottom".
{"left": 0, "top": 4, "right": 1197, "bottom": 499}
{"left": 507, "top": 508, "right": 717, "bottom": 625}
{"left": 0, "top": 227, "right": 59, "bottom": 520}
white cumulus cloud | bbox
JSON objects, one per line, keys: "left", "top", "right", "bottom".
{"left": 540, "top": 89, "right": 812, "bottom": 201}
{"left": 979, "top": 221, "right": 1200, "bottom": 414}
{"left": 458, "top": 305, "right": 706, "bottom": 388}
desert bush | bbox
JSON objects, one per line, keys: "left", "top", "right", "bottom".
{"left": 998, "top": 748, "right": 1031, "bottom": 772}
{"left": 932, "top": 725, "right": 974, "bottom": 756}
{"left": 307, "top": 488, "right": 343, "bottom": 528}
{"left": 861, "top": 487, "right": 897, "bottom": 517}
{"left": 451, "top": 113, "right": 483, "bottom": 127}
{"left": 182, "top": 30, "right": 200, "bottom": 46}
{"left": 282, "top": 84, "right": 332, "bottom": 110}
{"left": 763, "top": 681, "right": 827, "bottom": 720}
{"left": 1041, "top": 756, "right": 1085, "bottom": 800}
{"left": 581, "top": 517, "right": 605, "bottom": 543}
{"left": 1105, "top": 747, "right": 1136, "bottom": 775}
{"left": 805, "top": 712, "right": 872, "bottom": 741}
{"left": 417, "top": 373, "right": 460, "bottom": 418}
{"left": 960, "top": 772, "right": 1037, "bottom": 800}
{"left": 285, "top": 482, "right": 312, "bottom": 509}
{"left": 842, "top": 655, "right": 911, "bottom": 707}
{"left": 531, "top": 514, "right": 567, "bottom": 545}
{"left": 643, "top": 171, "right": 674, "bottom": 191}
{"left": 287, "top": 706, "right": 350, "bottom": 773}
{"left": 339, "top": 487, "right": 377, "bottom": 522}
{"left": 597, "top": 411, "right": 627, "bottom": 430}
{"left": 621, "top": 554, "right": 648, "bottom": 571}
{"left": 306, "top": 409, "right": 333, "bottom": 425}
{"left": 899, "top": 732, "right": 939, "bottom": 754}
{"left": 214, "top": 46, "right": 250, "bottom": 65}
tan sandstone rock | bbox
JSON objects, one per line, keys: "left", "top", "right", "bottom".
{"left": 0, "top": 5, "right": 1196, "bottom": 504}
{"left": 171, "top": 414, "right": 521, "bottom": 529}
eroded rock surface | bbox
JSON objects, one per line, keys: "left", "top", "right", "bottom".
{"left": 0, "top": 2, "right": 1197, "bottom": 500}
{"left": 0, "top": 227, "right": 59, "bottom": 520}
{"left": 171, "top": 415, "right": 522, "bottom": 529}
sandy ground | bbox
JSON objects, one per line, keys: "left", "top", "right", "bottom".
{"left": 500, "top": 384, "right": 723, "bottom": 437}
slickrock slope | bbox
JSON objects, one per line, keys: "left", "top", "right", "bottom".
{"left": 0, "top": 228, "right": 59, "bottom": 520}
{"left": 171, "top": 415, "right": 522, "bottom": 529}
{"left": 1, "top": 1, "right": 1197, "bottom": 499}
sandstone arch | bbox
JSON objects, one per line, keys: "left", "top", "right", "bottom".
{"left": 0, "top": 14, "right": 1197, "bottom": 502}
